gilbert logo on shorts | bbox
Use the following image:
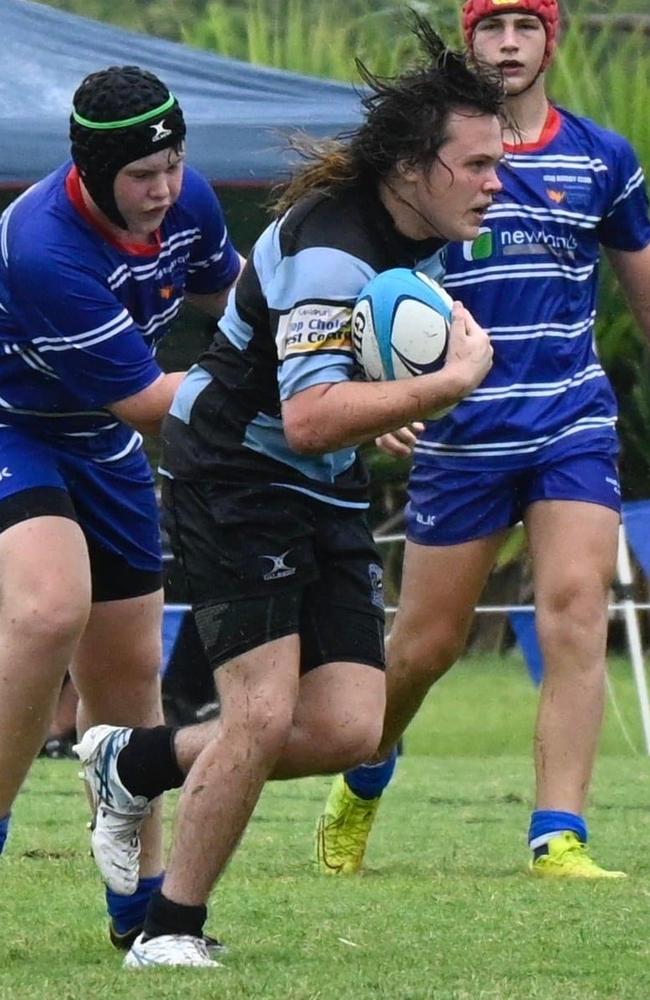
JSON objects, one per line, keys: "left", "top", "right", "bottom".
{"left": 0, "top": 466, "right": 12, "bottom": 481}
{"left": 150, "top": 119, "right": 172, "bottom": 142}
{"left": 261, "top": 550, "right": 296, "bottom": 581}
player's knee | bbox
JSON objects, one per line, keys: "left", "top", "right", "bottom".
{"left": 3, "top": 584, "right": 89, "bottom": 650}
{"left": 115, "top": 647, "right": 163, "bottom": 688}
{"left": 222, "top": 687, "right": 295, "bottom": 757}
{"left": 338, "top": 718, "right": 383, "bottom": 770}
{"left": 312, "top": 711, "right": 383, "bottom": 773}
{"left": 537, "top": 580, "right": 608, "bottom": 647}
{"left": 248, "top": 707, "right": 294, "bottom": 760}
{"left": 390, "top": 625, "right": 463, "bottom": 682}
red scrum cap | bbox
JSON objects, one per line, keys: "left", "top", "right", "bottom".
{"left": 462, "top": 0, "right": 560, "bottom": 68}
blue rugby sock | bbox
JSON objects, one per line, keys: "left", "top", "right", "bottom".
{"left": 528, "top": 810, "right": 588, "bottom": 857}
{"left": 344, "top": 748, "right": 398, "bottom": 800}
{"left": 106, "top": 872, "right": 164, "bottom": 934}
{"left": 0, "top": 813, "right": 10, "bottom": 855}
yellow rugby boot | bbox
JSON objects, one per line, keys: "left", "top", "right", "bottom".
{"left": 314, "top": 775, "right": 380, "bottom": 874}
{"left": 530, "top": 832, "right": 627, "bottom": 879}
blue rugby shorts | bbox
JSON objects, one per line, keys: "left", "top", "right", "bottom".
{"left": 0, "top": 426, "right": 162, "bottom": 599}
{"left": 406, "top": 451, "right": 621, "bottom": 546}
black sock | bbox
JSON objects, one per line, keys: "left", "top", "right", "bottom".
{"left": 142, "top": 891, "right": 207, "bottom": 940}
{"left": 116, "top": 726, "right": 185, "bottom": 799}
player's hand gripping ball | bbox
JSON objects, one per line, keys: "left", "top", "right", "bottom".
{"left": 352, "top": 268, "right": 453, "bottom": 382}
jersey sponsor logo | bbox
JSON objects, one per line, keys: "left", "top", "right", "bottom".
{"left": 500, "top": 228, "right": 577, "bottom": 253}
{"left": 150, "top": 119, "right": 173, "bottom": 142}
{"left": 462, "top": 228, "right": 493, "bottom": 262}
{"left": 278, "top": 303, "right": 353, "bottom": 358}
{"left": 260, "top": 550, "right": 296, "bottom": 581}
{"left": 464, "top": 224, "right": 578, "bottom": 260}
{"left": 0, "top": 467, "right": 12, "bottom": 481}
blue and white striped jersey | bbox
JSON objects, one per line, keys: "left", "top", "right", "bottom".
{"left": 163, "top": 185, "right": 446, "bottom": 506}
{"left": 0, "top": 163, "right": 240, "bottom": 461}
{"left": 416, "top": 105, "right": 650, "bottom": 470}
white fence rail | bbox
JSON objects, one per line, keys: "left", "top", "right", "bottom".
{"left": 163, "top": 523, "right": 650, "bottom": 754}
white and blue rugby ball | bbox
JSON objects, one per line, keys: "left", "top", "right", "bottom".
{"left": 352, "top": 268, "right": 453, "bottom": 382}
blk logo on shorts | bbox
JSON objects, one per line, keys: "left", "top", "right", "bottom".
{"left": 261, "top": 550, "right": 296, "bottom": 581}
{"left": 0, "top": 467, "right": 12, "bottom": 481}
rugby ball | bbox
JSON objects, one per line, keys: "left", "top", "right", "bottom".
{"left": 351, "top": 268, "right": 453, "bottom": 382}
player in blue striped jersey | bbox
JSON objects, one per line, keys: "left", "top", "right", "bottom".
{"left": 322, "top": 0, "right": 650, "bottom": 879}
{"left": 0, "top": 66, "right": 241, "bottom": 944}
{"left": 76, "top": 19, "right": 502, "bottom": 967}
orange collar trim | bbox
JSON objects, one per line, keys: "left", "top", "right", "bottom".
{"left": 65, "top": 166, "right": 161, "bottom": 256}
{"left": 503, "top": 104, "right": 561, "bottom": 154}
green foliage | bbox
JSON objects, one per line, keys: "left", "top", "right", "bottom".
{"left": 181, "top": 0, "right": 461, "bottom": 79}
{"left": 39, "top": 0, "right": 205, "bottom": 40}
{"left": 547, "top": 7, "right": 650, "bottom": 496}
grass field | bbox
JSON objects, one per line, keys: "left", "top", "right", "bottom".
{"left": 2, "top": 653, "right": 650, "bottom": 999}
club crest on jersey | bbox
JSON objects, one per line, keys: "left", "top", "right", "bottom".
{"left": 160, "top": 285, "right": 175, "bottom": 300}
{"left": 547, "top": 188, "right": 567, "bottom": 204}
{"left": 150, "top": 119, "right": 172, "bottom": 142}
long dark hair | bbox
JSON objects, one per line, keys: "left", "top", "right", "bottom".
{"left": 272, "top": 11, "right": 504, "bottom": 215}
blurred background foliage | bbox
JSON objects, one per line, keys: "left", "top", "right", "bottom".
{"left": 38, "top": 0, "right": 650, "bottom": 506}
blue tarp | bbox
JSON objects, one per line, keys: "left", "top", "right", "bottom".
{"left": 1, "top": 0, "right": 364, "bottom": 187}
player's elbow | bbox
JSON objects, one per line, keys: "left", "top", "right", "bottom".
{"left": 282, "top": 386, "right": 344, "bottom": 455}
{"left": 284, "top": 417, "right": 329, "bottom": 455}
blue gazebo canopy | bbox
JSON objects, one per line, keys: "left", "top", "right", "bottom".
{"left": 1, "top": 0, "right": 364, "bottom": 187}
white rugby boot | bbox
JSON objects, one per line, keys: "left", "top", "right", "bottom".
{"left": 124, "top": 933, "right": 222, "bottom": 969}
{"left": 74, "top": 725, "right": 152, "bottom": 895}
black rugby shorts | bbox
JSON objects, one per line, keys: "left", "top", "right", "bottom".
{"left": 162, "top": 479, "right": 385, "bottom": 674}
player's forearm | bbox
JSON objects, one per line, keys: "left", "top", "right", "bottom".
{"left": 108, "top": 371, "right": 186, "bottom": 435}
{"left": 282, "top": 367, "right": 471, "bottom": 455}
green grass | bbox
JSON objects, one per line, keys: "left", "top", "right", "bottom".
{"left": 1, "top": 653, "right": 649, "bottom": 998}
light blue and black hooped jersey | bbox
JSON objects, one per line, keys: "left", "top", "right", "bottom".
{"left": 0, "top": 163, "right": 240, "bottom": 462}
{"left": 416, "top": 105, "right": 650, "bottom": 471}
{"left": 162, "top": 184, "right": 446, "bottom": 507}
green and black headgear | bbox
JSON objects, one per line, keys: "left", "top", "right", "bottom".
{"left": 70, "top": 65, "right": 186, "bottom": 229}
